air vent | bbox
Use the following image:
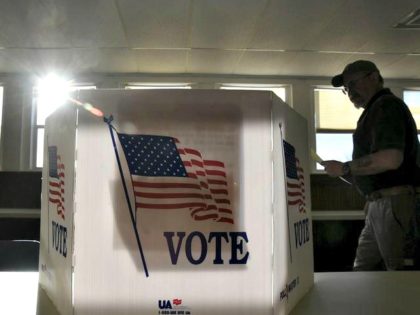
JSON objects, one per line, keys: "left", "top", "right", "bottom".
{"left": 394, "top": 8, "right": 420, "bottom": 29}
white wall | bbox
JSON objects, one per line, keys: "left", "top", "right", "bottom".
{"left": 1, "top": 73, "right": 419, "bottom": 171}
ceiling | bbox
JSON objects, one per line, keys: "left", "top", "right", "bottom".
{"left": 0, "top": 0, "right": 420, "bottom": 79}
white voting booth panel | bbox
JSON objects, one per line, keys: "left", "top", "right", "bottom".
{"left": 38, "top": 90, "right": 313, "bottom": 315}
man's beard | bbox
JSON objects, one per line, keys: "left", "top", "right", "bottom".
{"left": 350, "top": 93, "right": 365, "bottom": 109}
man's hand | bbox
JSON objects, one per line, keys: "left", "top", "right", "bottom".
{"left": 320, "top": 160, "right": 344, "bottom": 177}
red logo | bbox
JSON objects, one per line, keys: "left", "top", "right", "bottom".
{"left": 173, "top": 299, "right": 182, "bottom": 306}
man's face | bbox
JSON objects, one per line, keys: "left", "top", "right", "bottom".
{"left": 343, "top": 72, "right": 375, "bottom": 109}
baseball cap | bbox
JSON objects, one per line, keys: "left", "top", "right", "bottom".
{"left": 331, "top": 60, "right": 380, "bottom": 87}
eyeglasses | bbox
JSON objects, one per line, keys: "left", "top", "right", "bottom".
{"left": 342, "top": 72, "right": 372, "bottom": 95}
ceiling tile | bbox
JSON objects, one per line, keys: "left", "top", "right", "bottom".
{"left": 187, "top": 49, "right": 241, "bottom": 74}
{"left": 64, "top": 0, "right": 127, "bottom": 47}
{"left": 360, "top": 30, "right": 420, "bottom": 54}
{"left": 0, "top": 0, "right": 71, "bottom": 48}
{"left": 191, "top": 0, "right": 267, "bottom": 49}
{"left": 134, "top": 49, "right": 187, "bottom": 73}
{"left": 379, "top": 55, "right": 420, "bottom": 79}
{"left": 234, "top": 51, "right": 352, "bottom": 76}
{"left": 0, "top": 0, "right": 127, "bottom": 48}
{"left": 304, "top": 0, "right": 420, "bottom": 53}
{"left": 250, "top": 0, "right": 347, "bottom": 50}
{"left": 116, "top": 0, "right": 191, "bottom": 48}
{"left": 77, "top": 48, "right": 138, "bottom": 73}
{"left": 0, "top": 48, "right": 139, "bottom": 74}
{"left": 0, "top": 0, "right": 419, "bottom": 77}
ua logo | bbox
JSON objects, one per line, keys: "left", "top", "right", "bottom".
{"left": 158, "top": 300, "right": 172, "bottom": 309}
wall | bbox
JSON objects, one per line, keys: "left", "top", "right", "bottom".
{"left": 1, "top": 73, "right": 420, "bottom": 171}
{"left": 0, "top": 171, "right": 41, "bottom": 271}
{"left": 0, "top": 77, "right": 33, "bottom": 170}
{"left": 310, "top": 174, "right": 365, "bottom": 271}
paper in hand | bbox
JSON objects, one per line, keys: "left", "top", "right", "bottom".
{"left": 310, "top": 149, "right": 324, "bottom": 164}
{"left": 311, "top": 149, "right": 352, "bottom": 185}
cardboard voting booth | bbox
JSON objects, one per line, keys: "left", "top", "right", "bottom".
{"left": 38, "top": 90, "right": 314, "bottom": 315}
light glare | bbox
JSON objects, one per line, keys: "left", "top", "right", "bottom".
{"left": 36, "top": 74, "right": 71, "bottom": 124}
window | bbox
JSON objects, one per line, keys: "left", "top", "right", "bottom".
{"left": 220, "top": 84, "right": 287, "bottom": 103}
{"left": 125, "top": 83, "right": 191, "bottom": 89}
{"left": 33, "top": 77, "right": 95, "bottom": 168}
{"left": 404, "top": 90, "right": 420, "bottom": 139}
{"left": 314, "top": 88, "right": 363, "bottom": 170}
{"left": 0, "top": 86, "right": 3, "bottom": 144}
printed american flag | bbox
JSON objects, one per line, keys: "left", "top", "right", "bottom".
{"left": 283, "top": 140, "right": 306, "bottom": 213}
{"left": 117, "top": 133, "right": 234, "bottom": 224}
{"left": 48, "top": 146, "right": 65, "bottom": 219}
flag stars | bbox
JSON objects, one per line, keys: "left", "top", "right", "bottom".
{"left": 120, "top": 135, "right": 189, "bottom": 178}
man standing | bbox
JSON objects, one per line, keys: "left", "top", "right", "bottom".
{"left": 321, "top": 60, "right": 419, "bottom": 270}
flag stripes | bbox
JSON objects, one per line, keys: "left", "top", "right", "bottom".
{"left": 118, "top": 134, "right": 234, "bottom": 224}
{"left": 283, "top": 140, "right": 306, "bottom": 212}
{"left": 48, "top": 149, "right": 65, "bottom": 220}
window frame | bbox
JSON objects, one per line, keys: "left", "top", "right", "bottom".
{"left": 313, "top": 86, "right": 360, "bottom": 172}
{"left": 125, "top": 82, "right": 192, "bottom": 89}
{"left": 0, "top": 86, "right": 3, "bottom": 148}
{"left": 403, "top": 88, "right": 420, "bottom": 131}
{"left": 31, "top": 84, "right": 96, "bottom": 169}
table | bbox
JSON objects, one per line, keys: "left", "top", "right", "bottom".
{"left": 290, "top": 271, "right": 420, "bottom": 315}
{"left": 2, "top": 271, "right": 420, "bottom": 315}
{"left": 0, "top": 272, "right": 38, "bottom": 315}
